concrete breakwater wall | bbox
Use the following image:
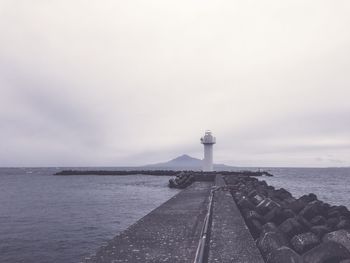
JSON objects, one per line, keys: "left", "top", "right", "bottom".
{"left": 82, "top": 172, "right": 350, "bottom": 263}
{"left": 83, "top": 182, "right": 214, "bottom": 262}
{"left": 82, "top": 175, "right": 264, "bottom": 263}
{"left": 55, "top": 169, "right": 179, "bottom": 176}
{"left": 168, "top": 171, "right": 272, "bottom": 189}
{"left": 54, "top": 169, "right": 273, "bottom": 178}
{"left": 225, "top": 175, "right": 350, "bottom": 263}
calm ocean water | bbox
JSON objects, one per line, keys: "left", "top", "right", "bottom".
{"left": 262, "top": 167, "right": 350, "bottom": 207}
{"left": 0, "top": 167, "right": 349, "bottom": 263}
{"left": 0, "top": 168, "right": 180, "bottom": 263}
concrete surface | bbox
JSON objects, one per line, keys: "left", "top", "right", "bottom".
{"left": 208, "top": 175, "right": 264, "bottom": 263}
{"left": 83, "top": 182, "right": 212, "bottom": 263}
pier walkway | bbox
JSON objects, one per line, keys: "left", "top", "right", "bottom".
{"left": 84, "top": 175, "right": 264, "bottom": 263}
{"left": 84, "top": 181, "right": 212, "bottom": 262}
{"left": 208, "top": 176, "right": 264, "bottom": 263}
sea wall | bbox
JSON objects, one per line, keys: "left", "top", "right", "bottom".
{"left": 82, "top": 172, "right": 350, "bottom": 263}
{"left": 55, "top": 169, "right": 273, "bottom": 178}
{"left": 55, "top": 169, "right": 179, "bottom": 176}
{"left": 168, "top": 171, "right": 272, "bottom": 188}
{"left": 208, "top": 175, "right": 264, "bottom": 262}
{"left": 83, "top": 181, "right": 213, "bottom": 262}
{"left": 83, "top": 175, "right": 265, "bottom": 263}
{"left": 225, "top": 175, "right": 350, "bottom": 263}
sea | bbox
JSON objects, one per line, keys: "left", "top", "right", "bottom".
{"left": 0, "top": 167, "right": 349, "bottom": 263}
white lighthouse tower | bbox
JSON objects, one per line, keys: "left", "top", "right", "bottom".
{"left": 200, "top": 130, "right": 216, "bottom": 171}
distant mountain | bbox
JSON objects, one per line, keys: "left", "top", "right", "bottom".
{"left": 152, "top": 154, "right": 202, "bottom": 168}
{"left": 143, "top": 154, "right": 233, "bottom": 170}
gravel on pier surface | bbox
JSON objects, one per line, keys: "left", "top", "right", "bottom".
{"left": 83, "top": 182, "right": 212, "bottom": 263}
{"left": 208, "top": 175, "right": 264, "bottom": 263}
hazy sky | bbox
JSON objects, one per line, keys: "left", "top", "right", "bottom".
{"left": 1, "top": 1, "right": 350, "bottom": 167}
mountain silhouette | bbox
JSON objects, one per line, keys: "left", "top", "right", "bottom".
{"left": 143, "top": 154, "right": 233, "bottom": 170}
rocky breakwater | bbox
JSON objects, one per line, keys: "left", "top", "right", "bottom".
{"left": 168, "top": 170, "right": 273, "bottom": 189}
{"left": 224, "top": 176, "right": 350, "bottom": 263}
{"left": 168, "top": 172, "right": 195, "bottom": 189}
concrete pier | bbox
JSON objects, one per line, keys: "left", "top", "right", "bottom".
{"left": 208, "top": 176, "right": 264, "bottom": 262}
{"left": 84, "top": 182, "right": 212, "bottom": 262}
{"left": 84, "top": 175, "right": 265, "bottom": 263}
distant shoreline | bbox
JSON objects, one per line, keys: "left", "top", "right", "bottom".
{"left": 54, "top": 170, "right": 179, "bottom": 176}
{"left": 54, "top": 169, "right": 274, "bottom": 177}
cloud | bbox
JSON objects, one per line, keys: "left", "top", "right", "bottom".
{"left": 0, "top": 0, "right": 350, "bottom": 166}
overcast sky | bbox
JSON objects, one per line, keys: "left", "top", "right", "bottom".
{"left": 0, "top": 1, "right": 349, "bottom": 167}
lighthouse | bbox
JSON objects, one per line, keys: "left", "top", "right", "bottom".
{"left": 200, "top": 130, "right": 216, "bottom": 171}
